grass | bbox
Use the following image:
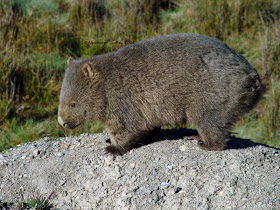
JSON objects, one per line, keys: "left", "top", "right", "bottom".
{"left": 0, "top": 191, "right": 54, "bottom": 209}
{"left": 17, "top": 194, "right": 54, "bottom": 210}
{"left": 0, "top": 117, "right": 104, "bottom": 152}
{"left": 0, "top": 0, "right": 279, "bottom": 152}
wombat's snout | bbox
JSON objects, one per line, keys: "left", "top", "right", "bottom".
{"left": 58, "top": 116, "right": 66, "bottom": 127}
{"left": 58, "top": 115, "right": 81, "bottom": 129}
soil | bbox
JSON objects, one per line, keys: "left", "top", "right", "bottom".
{"left": 0, "top": 129, "right": 279, "bottom": 209}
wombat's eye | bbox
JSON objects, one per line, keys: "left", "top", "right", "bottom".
{"left": 71, "top": 103, "right": 76, "bottom": 108}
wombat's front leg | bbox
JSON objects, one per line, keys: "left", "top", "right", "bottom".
{"left": 196, "top": 127, "right": 227, "bottom": 151}
{"left": 105, "top": 130, "right": 144, "bottom": 155}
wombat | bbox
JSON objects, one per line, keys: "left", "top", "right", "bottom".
{"left": 58, "top": 33, "right": 263, "bottom": 155}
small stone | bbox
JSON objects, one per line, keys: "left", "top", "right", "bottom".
{"left": 152, "top": 170, "right": 157, "bottom": 176}
{"left": 179, "top": 145, "right": 187, "bottom": 151}
{"left": 159, "top": 181, "right": 170, "bottom": 189}
{"left": 69, "top": 145, "right": 76, "bottom": 150}
{"left": 33, "top": 150, "right": 40, "bottom": 156}
{"left": 115, "top": 165, "right": 120, "bottom": 173}
{"left": 145, "top": 190, "right": 153, "bottom": 194}
{"left": 56, "top": 153, "right": 64, "bottom": 157}
{"left": 87, "top": 159, "right": 92, "bottom": 164}
{"left": 0, "top": 155, "right": 6, "bottom": 165}
{"left": 39, "top": 150, "right": 46, "bottom": 158}
{"left": 61, "top": 143, "right": 69, "bottom": 149}
{"left": 173, "top": 187, "right": 182, "bottom": 194}
{"left": 167, "top": 164, "right": 175, "bottom": 169}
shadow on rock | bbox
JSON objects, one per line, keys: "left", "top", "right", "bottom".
{"left": 132, "top": 128, "right": 279, "bottom": 151}
{"left": 226, "top": 135, "right": 279, "bottom": 150}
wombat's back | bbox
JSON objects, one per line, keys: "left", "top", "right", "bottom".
{"left": 104, "top": 33, "right": 262, "bottom": 128}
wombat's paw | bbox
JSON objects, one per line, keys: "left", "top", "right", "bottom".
{"left": 198, "top": 141, "right": 226, "bottom": 151}
{"left": 105, "top": 145, "right": 128, "bottom": 156}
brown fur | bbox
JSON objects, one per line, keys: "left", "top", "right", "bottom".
{"left": 58, "top": 33, "right": 263, "bottom": 155}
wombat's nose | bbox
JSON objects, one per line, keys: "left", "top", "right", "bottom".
{"left": 58, "top": 116, "right": 66, "bottom": 127}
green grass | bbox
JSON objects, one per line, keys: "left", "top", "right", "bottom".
{"left": 0, "top": 191, "right": 54, "bottom": 209}
{"left": 0, "top": 117, "right": 104, "bottom": 151}
{"left": 0, "top": 0, "right": 279, "bottom": 152}
{"left": 17, "top": 196, "right": 53, "bottom": 210}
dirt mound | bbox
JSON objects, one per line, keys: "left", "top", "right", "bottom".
{"left": 0, "top": 130, "right": 279, "bottom": 209}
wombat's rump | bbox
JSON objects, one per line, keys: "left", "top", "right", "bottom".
{"left": 58, "top": 33, "right": 263, "bottom": 155}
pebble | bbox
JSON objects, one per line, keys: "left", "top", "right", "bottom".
{"left": 158, "top": 181, "right": 170, "bottom": 189}
{"left": 33, "top": 150, "right": 40, "bottom": 156}
{"left": 173, "top": 187, "right": 182, "bottom": 194}
{"left": 180, "top": 145, "right": 187, "bottom": 151}
{"left": 20, "top": 155, "right": 26, "bottom": 160}
{"left": 55, "top": 152, "right": 64, "bottom": 157}
{"left": 70, "top": 145, "right": 76, "bottom": 150}
{"left": 130, "top": 163, "right": 136, "bottom": 169}
{"left": 152, "top": 170, "right": 157, "bottom": 176}
{"left": 61, "top": 143, "right": 69, "bottom": 149}
{"left": 145, "top": 190, "right": 153, "bottom": 194}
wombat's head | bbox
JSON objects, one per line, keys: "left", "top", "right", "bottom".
{"left": 58, "top": 57, "right": 105, "bottom": 129}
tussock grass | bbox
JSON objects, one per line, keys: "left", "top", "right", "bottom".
{"left": 0, "top": 0, "right": 279, "bottom": 151}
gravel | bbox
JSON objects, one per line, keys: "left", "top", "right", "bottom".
{"left": 0, "top": 129, "right": 279, "bottom": 209}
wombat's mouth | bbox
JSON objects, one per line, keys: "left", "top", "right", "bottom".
{"left": 65, "top": 122, "right": 81, "bottom": 129}
{"left": 58, "top": 116, "right": 81, "bottom": 129}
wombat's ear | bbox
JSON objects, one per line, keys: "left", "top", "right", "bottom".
{"left": 81, "top": 63, "right": 100, "bottom": 80}
{"left": 67, "top": 57, "right": 74, "bottom": 66}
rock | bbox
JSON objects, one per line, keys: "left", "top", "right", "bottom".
{"left": 179, "top": 145, "right": 187, "bottom": 151}
{"left": 0, "top": 130, "right": 279, "bottom": 209}
{"left": 33, "top": 149, "right": 40, "bottom": 156}
{"left": 173, "top": 187, "right": 182, "bottom": 194}
{"left": 158, "top": 181, "right": 170, "bottom": 189}
{"left": 61, "top": 143, "right": 69, "bottom": 149}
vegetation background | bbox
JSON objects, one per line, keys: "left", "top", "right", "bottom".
{"left": 0, "top": 0, "right": 279, "bottom": 152}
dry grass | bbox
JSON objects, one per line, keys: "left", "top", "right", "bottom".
{"left": 0, "top": 0, "right": 279, "bottom": 151}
